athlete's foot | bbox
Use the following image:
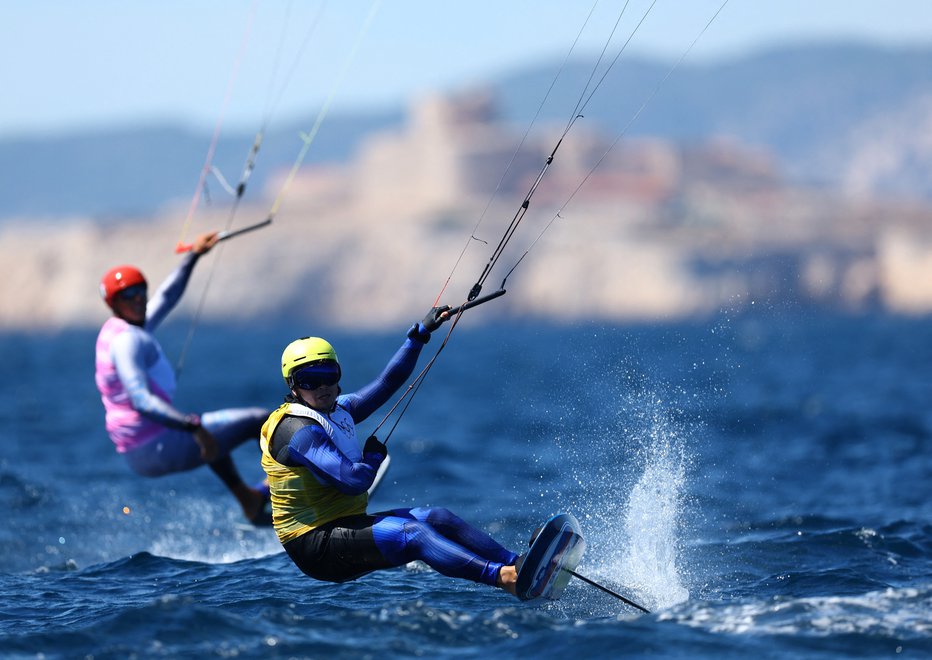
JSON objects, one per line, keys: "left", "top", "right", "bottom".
{"left": 497, "top": 565, "right": 518, "bottom": 596}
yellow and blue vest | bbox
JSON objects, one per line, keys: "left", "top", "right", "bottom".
{"left": 260, "top": 402, "right": 368, "bottom": 544}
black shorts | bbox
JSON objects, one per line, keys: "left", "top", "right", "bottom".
{"left": 283, "top": 514, "right": 396, "bottom": 583}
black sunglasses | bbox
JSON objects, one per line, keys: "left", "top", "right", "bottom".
{"left": 116, "top": 284, "right": 147, "bottom": 300}
{"left": 292, "top": 362, "right": 341, "bottom": 390}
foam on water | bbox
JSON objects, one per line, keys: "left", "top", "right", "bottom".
{"left": 660, "top": 584, "right": 932, "bottom": 639}
{"left": 145, "top": 496, "right": 282, "bottom": 564}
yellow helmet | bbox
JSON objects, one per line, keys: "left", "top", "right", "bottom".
{"left": 281, "top": 337, "right": 339, "bottom": 381}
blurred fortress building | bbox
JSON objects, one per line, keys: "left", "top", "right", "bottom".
{"left": 3, "top": 91, "right": 932, "bottom": 329}
{"left": 272, "top": 91, "right": 932, "bottom": 317}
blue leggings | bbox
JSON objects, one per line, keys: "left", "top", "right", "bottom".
{"left": 283, "top": 507, "right": 518, "bottom": 587}
{"left": 123, "top": 407, "right": 267, "bottom": 481}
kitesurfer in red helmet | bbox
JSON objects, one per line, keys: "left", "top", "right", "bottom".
{"left": 95, "top": 231, "right": 272, "bottom": 526}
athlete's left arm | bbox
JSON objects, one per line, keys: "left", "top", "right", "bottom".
{"left": 342, "top": 328, "right": 430, "bottom": 423}
{"left": 288, "top": 424, "right": 385, "bottom": 495}
{"left": 145, "top": 253, "right": 200, "bottom": 331}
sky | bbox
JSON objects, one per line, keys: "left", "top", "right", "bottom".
{"left": 4, "top": 0, "right": 932, "bottom": 138}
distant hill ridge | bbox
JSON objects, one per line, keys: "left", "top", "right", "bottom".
{"left": 3, "top": 41, "right": 932, "bottom": 220}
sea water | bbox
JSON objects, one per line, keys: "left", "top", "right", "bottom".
{"left": 0, "top": 312, "right": 930, "bottom": 658}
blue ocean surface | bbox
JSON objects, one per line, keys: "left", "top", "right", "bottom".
{"left": 1, "top": 312, "right": 930, "bottom": 658}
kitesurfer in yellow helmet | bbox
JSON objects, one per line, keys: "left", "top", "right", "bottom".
{"left": 95, "top": 230, "right": 273, "bottom": 526}
{"left": 260, "top": 310, "right": 520, "bottom": 594}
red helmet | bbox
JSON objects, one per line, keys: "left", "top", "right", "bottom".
{"left": 99, "top": 265, "right": 147, "bottom": 307}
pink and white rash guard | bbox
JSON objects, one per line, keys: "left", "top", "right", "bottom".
{"left": 95, "top": 254, "right": 199, "bottom": 453}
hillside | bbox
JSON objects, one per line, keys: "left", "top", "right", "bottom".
{"left": 3, "top": 42, "right": 932, "bottom": 220}
{"left": 498, "top": 43, "right": 932, "bottom": 197}
{"left": 3, "top": 88, "right": 932, "bottom": 330}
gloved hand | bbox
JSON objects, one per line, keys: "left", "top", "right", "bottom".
{"left": 363, "top": 434, "right": 388, "bottom": 459}
{"left": 407, "top": 305, "right": 451, "bottom": 343}
{"left": 421, "top": 305, "right": 451, "bottom": 333}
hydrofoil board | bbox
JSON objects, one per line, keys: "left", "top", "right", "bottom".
{"left": 515, "top": 512, "right": 586, "bottom": 601}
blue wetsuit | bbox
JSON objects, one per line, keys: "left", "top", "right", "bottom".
{"left": 268, "top": 329, "right": 518, "bottom": 586}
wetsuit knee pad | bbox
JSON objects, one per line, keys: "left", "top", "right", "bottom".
{"left": 372, "top": 517, "right": 426, "bottom": 564}
{"left": 421, "top": 507, "right": 462, "bottom": 529}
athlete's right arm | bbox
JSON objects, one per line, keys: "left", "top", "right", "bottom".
{"left": 110, "top": 330, "right": 196, "bottom": 430}
{"left": 284, "top": 424, "right": 385, "bottom": 496}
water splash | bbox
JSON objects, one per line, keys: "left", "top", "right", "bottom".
{"left": 617, "top": 417, "right": 690, "bottom": 609}
{"left": 147, "top": 496, "right": 282, "bottom": 564}
{"left": 566, "top": 376, "right": 695, "bottom": 613}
